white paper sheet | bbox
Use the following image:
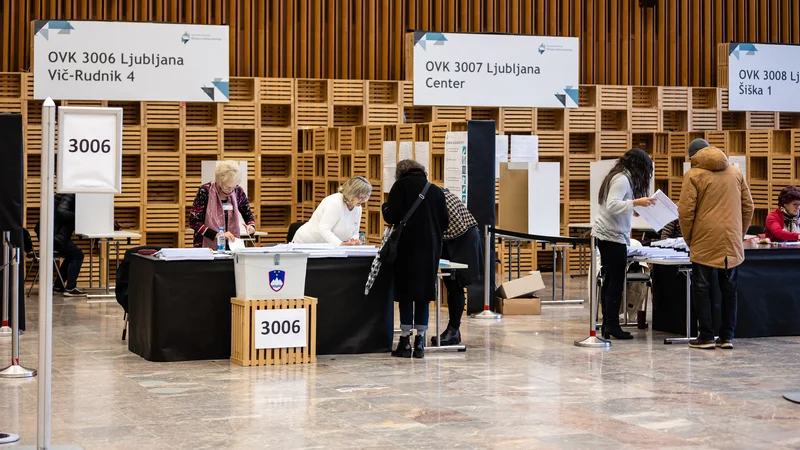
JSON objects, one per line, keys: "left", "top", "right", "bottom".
{"left": 495, "top": 135, "right": 509, "bottom": 179}
{"left": 510, "top": 135, "right": 539, "bottom": 163}
{"left": 633, "top": 189, "right": 679, "bottom": 232}
{"left": 228, "top": 237, "right": 245, "bottom": 252}
{"left": 728, "top": 155, "right": 748, "bottom": 180}
{"left": 398, "top": 141, "right": 413, "bottom": 161}
{"left": 444, "top": 131, "right": 469, "bottom": 205}
{"left": 414, "top": 141, "right": 430, "bottom": 175}
{"left": 382, "top": 141, "right": 397, "bottom": 193}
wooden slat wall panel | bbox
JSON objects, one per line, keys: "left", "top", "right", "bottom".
{"left": 3, "top": 1, "right": 800, "bottom": 86}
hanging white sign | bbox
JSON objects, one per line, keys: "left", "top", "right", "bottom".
{"left": 33, "top": 20, "right": 229, "bottom": 102}
{"left": 411, "top": 32, "right": 579, "bottom": 107}
{"left": 56, "top": 107, "right": 123, "bottom": 194}
{"left": 728, "top": 43, "right": 800, "bottom": 112}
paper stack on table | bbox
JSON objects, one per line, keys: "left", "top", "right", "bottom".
{"left": 650, "top": 237, "right": 688, "bottom": 251}
{"left": 627, "top": 246, "right": 690, "bottom": 262}
{"left": 156, "top": 248, "right": 214, "bottom": 261}
{"left": 633, "top": 190, "right": 678, "bottom": 232}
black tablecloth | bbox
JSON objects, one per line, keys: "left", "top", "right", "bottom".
{"left": 128, "top": 255, "right": 393, "bottom": 362}
{"left": 651, "top": 245, "right": 800, "bottom": 338}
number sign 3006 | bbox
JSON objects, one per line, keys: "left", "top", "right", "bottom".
{"left": 261, "top": 320, "right": 301, "bottom": 335}
{"left": 68, "top": 138, "right": 111, "bottom": 153}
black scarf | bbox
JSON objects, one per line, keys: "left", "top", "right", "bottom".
{"left": 781, "top": 207, "right": 799, "bottom": 233}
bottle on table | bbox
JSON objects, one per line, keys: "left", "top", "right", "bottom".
{"left": 359, "top": 232, "right": 366, "bottom": 245}
{"left": 217, "top": 226, "right": 225, "bottom": 251}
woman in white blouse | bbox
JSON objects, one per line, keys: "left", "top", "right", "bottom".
{"left": 292, "top": 176, "right": 372, "bottom": 246}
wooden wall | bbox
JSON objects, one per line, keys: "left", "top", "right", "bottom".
{"left": 3, "top": 0, "right": 800, "bottom": 86}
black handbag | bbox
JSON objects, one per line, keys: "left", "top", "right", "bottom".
{"left": 379, "top": 182, "right": 431, "bottom": 265}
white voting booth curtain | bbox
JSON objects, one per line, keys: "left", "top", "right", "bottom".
{"left": 75, "top": 193, "right": 114, "bottom": 236}
{"left": 201, "top": 160, "right": 250, "bottom": 236}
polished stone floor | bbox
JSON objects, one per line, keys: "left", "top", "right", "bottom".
{"left": 2, "top": 278, "right": 800, "bottom": 449}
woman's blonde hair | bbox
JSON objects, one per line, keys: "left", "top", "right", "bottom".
{"left": 339, "top": 176, "right": 372, "bottom": 204}
{"left": 215, "top": 161, "right": 242, "bottom": 186}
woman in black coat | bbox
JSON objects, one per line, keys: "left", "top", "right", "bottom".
{"left": 382, "top": 160, "right": 448, "bottom": 358}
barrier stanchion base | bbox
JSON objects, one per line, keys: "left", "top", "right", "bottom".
{"left": 424, "top": 344, "right": 467, "bottom": 353}
{"left": 470, "top": 310, "right": 502, "bottom": 320}
{"left": 783, "top": 393, "right": 800, "bottom": 404}
{"left": 0, "top": 326, "right": 12, "bottom": 338}
{"left": 574, "top": 335, "right": 611, "bottom": 348}
{"left": 541, "top": 299, "right": 585, "bottom": 305}
{"left": 17, "top": 445, "right": 84, "bottom": 449}
{"left": 0, "top": 432, "right": 20, "bottom": 444}
{"left": 0, "top": 364, "right": 37, "bottom": 379}
{"left": 664, "top": 337, "right": 691, "bottom": 345}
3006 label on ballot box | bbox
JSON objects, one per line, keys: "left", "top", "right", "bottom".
{"left": 254, "top": 308, "right": 307, "bottom": 349}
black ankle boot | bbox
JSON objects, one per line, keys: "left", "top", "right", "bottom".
{"left": 431, "top": 325, "right": 461, "bottom": 346}
{"left": 413, "top": 335, "right": 425, "bottom": 358}
{"left": 391, "top": 336, "right": 412, "bottom": 357}
{"left": 603, "top": 325, "right": 633, "bottom": 340}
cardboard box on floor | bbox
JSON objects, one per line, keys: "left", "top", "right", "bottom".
{"left": 496, "top": 271, "right": 545, "bottom": 315}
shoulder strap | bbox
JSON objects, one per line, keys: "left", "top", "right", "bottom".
{"left": 400, "top": 182, "right": 431, "bottom": 226}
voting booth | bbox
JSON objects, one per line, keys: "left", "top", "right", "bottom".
{"left": 230, "top": 250, "right": 316, "bottom": 367}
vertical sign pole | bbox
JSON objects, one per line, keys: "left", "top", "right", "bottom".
{"left": 38, "top": 97, "right": 56, "bottom": 449}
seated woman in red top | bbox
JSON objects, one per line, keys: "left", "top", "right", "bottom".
{"left": 765, "top": 185, "right": 800, "bottom": 242}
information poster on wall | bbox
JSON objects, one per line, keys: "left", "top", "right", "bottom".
{"left": 411, "top": 32, "right": 579, "bottom": 107}
{"left": 33, "top": 20, "right": 229, "bottom": 102}
{"left": 728, "top": 43, "right": 800, "bottom": 112}
{"left": 494, "top": 135, "right": 509, "bottom": 179}
{"left": 398, "top": 141, "right": 413, "bottom": 161}
{"left": 382, "top": 141, "right": 397, "bottom": 193}
{"left": 510, "top": 135, "right": 539, "bottom": 163}
{"left": 414, "top": 141, "right": 430, "bottom": 175}
{"left": 444, "top": 131, "right": 468, "bottom": 205}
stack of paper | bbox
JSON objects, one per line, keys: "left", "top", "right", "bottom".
{"left": 156, "top": 248, "right": 214, "bottom": 261}
{"left": 627, "top": 246, "right": 689, "bottom": 262}
{"left": 650, "top": 237, "right": 688, "bottom": 251}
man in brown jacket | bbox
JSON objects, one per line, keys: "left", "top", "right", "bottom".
{"left": 679, "top": 138, "right": 754, "bottom": 350}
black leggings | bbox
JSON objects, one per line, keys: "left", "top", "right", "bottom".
{"left": 597, "top": 239, "right": 627, "bottom": 328}
{"left": 442, "top": 275, "right": 465, "bottom": 329}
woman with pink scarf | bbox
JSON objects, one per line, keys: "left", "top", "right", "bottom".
{"left": 189, "top": 161, "right": 256, "bottom": 249}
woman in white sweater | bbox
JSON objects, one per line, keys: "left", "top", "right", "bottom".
{"left": 593, "top": 148, "right": 654, "bottom": 340}
{"left": 292, "top": 176, "right": 372, "bottom": 246}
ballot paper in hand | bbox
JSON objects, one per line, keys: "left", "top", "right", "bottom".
{"left": 633, "top": 190, "right": 679, "bottom": 232}
{"left": 228, "top": 237, "right": 246, "bottom": 252}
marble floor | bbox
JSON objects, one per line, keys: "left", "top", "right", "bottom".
{"left": 2, "top": 278, "right": 800, "bottom": 450}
